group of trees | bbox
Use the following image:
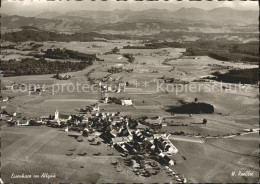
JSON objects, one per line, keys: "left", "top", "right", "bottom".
{"left": 208, "top": 52, "right": 259, "bottom": 63}
{"left": 123, "top": 42, "right": 183, "bottom": 49}
{"left": 45, "top": 48, "right": 97, "bottom": 61}
{"left": 105, "top": 47, "right": 120, "bottom": 55}
{"left": 0, "top": 58, "right": 93, "bottom": 77}
{"left": 111, "top": 47, "right": 120, "bottom": 54}
{"left": 123, "top": 53, "right": 135, "bottom": 63}
{"left": 122, "top": 39, "right": 258, "bottom": 64}
{"left": 167, "top": 102, "right": 214, "bottom": 114}
{"left": 230, "top": 42, "right": 258, "bottom": 56}
{"left": 212, "top": 68, "right": 258, "bottom": 84}
{"left": 184, "top": 40, "right": 259, "bottom": 64}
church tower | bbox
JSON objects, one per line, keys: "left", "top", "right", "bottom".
{"left": 55, "top": 108, "right": 59, "bottom": 120}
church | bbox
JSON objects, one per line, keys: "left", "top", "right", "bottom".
{"left": 54, "top": 109, "right": 72, "bottom": 123}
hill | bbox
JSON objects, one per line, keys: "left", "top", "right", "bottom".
{"left": 2, "top": 8, "right": 258, "bottom": 34}
{"left": 2, "top": 26, "right": 131, "bottom": 42}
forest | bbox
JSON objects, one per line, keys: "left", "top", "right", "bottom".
{"left": 211, "top": 68, "right": 259, "bottom": 84}
{"left": 0, "top": 58, "right": 93, "bottom": 77}
{"left": 44, "top": 48, "right": 98, "bottom": 61}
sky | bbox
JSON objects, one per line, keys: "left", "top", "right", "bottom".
{"left": 1, "top": 0, "right": 258, "bottom": 17}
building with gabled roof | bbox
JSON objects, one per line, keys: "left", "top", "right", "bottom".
{"left": 121, "top": 99, "right": 133, "bottom": 106}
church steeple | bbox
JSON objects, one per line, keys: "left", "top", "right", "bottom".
{"left": 55, "top": 108, "right": 59, "bottom": 120}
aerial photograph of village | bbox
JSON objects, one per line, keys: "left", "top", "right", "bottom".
{"left": 0, "top": 0, "right": 259, "bottom": 183}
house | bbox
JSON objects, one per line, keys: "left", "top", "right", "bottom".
{"left": 111, "top": 136, "right": 130, "bottom": 144}
{"left": 92, "top": 104, "right": 100, "bottom": 111}
{"left": 16, "top": 119, "right": 30, "bottom": 126}
{"left": 163, "top": 141, "right": 178, "bottom": 154}
{"left": 107, "top": 86, "right": 112, "bottom": 92}
{"left": 146, "top": 116, "right": 162, "bottom": 124}
{"left": 103, "top": 97, "right": 109, "bottom": 103}
{"left": 110, "top": 129, "right": 120, "bottom": 137}
{"left": 159, "top": 153, "right": 175, "bottom": 166}
{"left": 0, "top": 105, "right": 7, "bottom": 110}
{"left": 136, "top": 123, "right": 148, "bottom": 130}
{"left": 113, "top": 143, "right": 127, "bottom": 153}
{"left": 39, "top": 116, "right": 50, "bottom": 123}
{"left": 146, "top": 117, "right": 163, "bottom": 130}
{"left": 65, "top": 126, "right": 69, "bottom": 132}
{"left": 85, "top": 104, "right": 100, "bottom": 112}
{"left": 100, "top": 132, "right": 113, "bottom": 143}
{"left": 2, "top": 97, "right": 8, "bottom": 102}
{"left": 82, "top": 118, "right": 89, "bottom": 124}
{"left": 123, "top": 143, "right": 137, "bottom": 154}
{"left": 133, "top": 129, "right": 145, "bottom": 142}
{"left": 153, "top": 133, "right": 167, "bottom": 139}
{"left": 121, "top": 99, "right": 133, "bottom": 106}
{"left": 153, "top": 134, "right": 178, "bottom": 154}
{"left": 35, "top": 118, "right": 46, "bottom": 125}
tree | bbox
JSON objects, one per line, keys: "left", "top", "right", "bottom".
{"left": 202, "top": 119, "right": 207, "bottom": 126}
{"left": 111, "top": 47, "right": 120, "bottom": 54}
{"left": 194, "top": 97, "right": 198, "bottom": 103}
{"left": 139, "top": 160, "right": 145, "bottom": 169}
{"left": 82, "top": 130, "right": 89, "bottom": 137}
{"left": 2, "top": 110, "right": 8, "bottom": 114}
{"left": 123, "top": 53, "right": 135, "bottom": 63}
{"left": 29, "top": 120, "right": 37, "bottom": 126}
{"left": 128, "top": 159, "right": 134, "bottom": 167}
{"left": 128, "top": 55, "right": 135, "bottom": 63}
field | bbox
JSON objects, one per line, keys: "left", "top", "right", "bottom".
{"left": 170, "top": 133, "right": 259, "bottom": 183}
{"left": 1, "top": 40, "right": 259, "bottom": 183}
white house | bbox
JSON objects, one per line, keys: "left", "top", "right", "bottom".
{"left": 92, "top": 104, "right": 100, "bottom": 111}
{"left": 16, "top": 119, "right": 30, "bottom": 126}
{"left": 121, "top": 100, "right": 133, "bottom": 106}
{"left": 64, "top": 126, "right": 69, "bottom": 132}
{"left": 2, "top": 97, "right": 8, "bottom": 102}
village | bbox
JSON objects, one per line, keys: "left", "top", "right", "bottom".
{"left": 2, "top": 96, "right": 187, "bottom": 182}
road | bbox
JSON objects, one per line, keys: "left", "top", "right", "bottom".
{"left": 169, "top": 135, "right": 204, "bottom": 143}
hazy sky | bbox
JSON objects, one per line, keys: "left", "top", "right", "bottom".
{"left": 1, "top": 0, "right": 258, "bottom": 17}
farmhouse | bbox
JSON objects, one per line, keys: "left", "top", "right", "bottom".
{"left": 85, "top": 104, "right": 100, "bottom": 112}
{"left": 16, "top": 119, "right": 30, "bottom": 126}
{"left": 136, "top": 123, "right": 149, "bottom": 130}
{"left": 2, "top": 97, "right": 9, "bottom": 102}
{"left": 111, "top": 136, "right": 131, "bottom": 144}
{"left": 159, "top": 153, "right": 175, "bottom": 166}
{"left": 108, "top": 64, "right": 124, "bottom": 73}
{"left": 121, "top": 99, "right": 133, "bottom": 106}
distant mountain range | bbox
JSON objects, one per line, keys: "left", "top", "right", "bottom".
{"left": 2, "top": 8, "right": 258, "bottom": 34}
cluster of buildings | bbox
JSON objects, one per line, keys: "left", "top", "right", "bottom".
{"left": 100, "top": 96, "right": 133, "bottom": 106}
{"left": 3, "top": 102, "right": 178, "bottom": 169}
{"left": 54, "top": 73, "right": 71, "bottom": 80}
{"left": 107, "top": 64, "right": 134, "bottom": 74}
